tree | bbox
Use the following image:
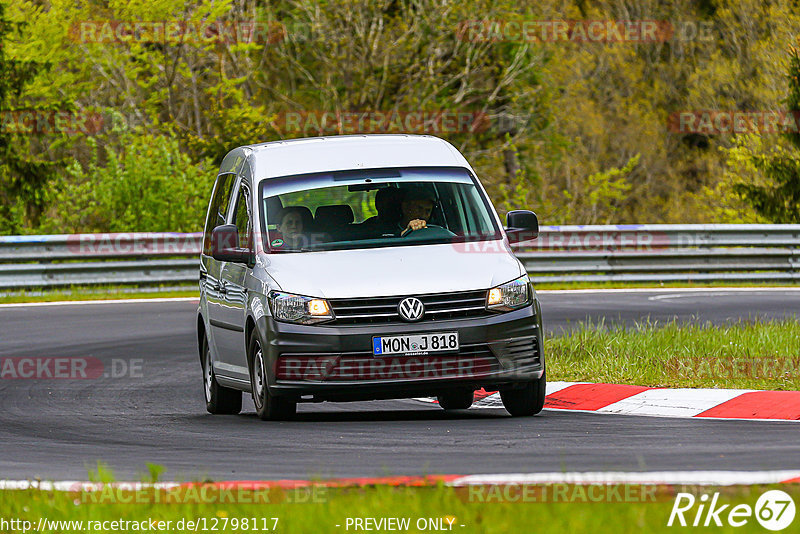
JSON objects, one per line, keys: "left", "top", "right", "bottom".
{"left": 0, "top": 0, "right": 63, "bottom": 233}
{"left": 45, "top": 124, "right": 214, "bottom": 234}
{"left": 729, "top": 45, "right": 800, "bottom": 222}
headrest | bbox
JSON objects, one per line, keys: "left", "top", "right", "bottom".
{"left": 315, "top": 205, "right": 355, "bottom": 226}
{"left": 265, "top": 196, "right": 285, "bottom": 225}
{"left": 374, "top": 187, "right": 403, "bottom": 217}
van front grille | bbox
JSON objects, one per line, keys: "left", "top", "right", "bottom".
{"left": 327, "top": 289, "right": 491, "bottom": 325}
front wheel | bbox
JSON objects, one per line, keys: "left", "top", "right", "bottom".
{"left": 202, "top": 337, "right": 242, "bottom": 415}
{"left": 500, "top": 371, "right": 546, "bottom": 416}
{"left": 249, "top": 332, "right": 296, "bottom": 421}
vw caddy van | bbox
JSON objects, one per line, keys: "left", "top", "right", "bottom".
{"left": 198, "top": 135, "right": 544, "bottom": 420}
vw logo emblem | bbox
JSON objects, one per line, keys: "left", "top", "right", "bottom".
{"left": 398, "top": 297, "right": 425, "bottom": 322}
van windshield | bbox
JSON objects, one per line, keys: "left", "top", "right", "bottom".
{"left": 259, "top": 167, "right": 501, "bottom": 252}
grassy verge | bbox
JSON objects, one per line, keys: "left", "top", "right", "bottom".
{"left": 0, "top": 286, "right": 198, "bottom": 304}
{"left": 534, "top": 280, "right": 800, "bottom": 290}
{"left": 1, "top": 483, "right": 796, "bottom": 533}
{"left": 548, "top": 319, "right": 800, "bottom": 390}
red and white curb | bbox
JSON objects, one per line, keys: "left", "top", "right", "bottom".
{"left": 416, "top": 382, "right": 800, "bottom": 421}
{"left": 2, "top": 470, "right": 800, "bottom": 491}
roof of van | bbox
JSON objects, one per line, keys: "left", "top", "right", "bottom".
{"left": 221, "top": 135, "right": 474, "bottom": 180}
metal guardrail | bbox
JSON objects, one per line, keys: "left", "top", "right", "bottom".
{"left": 0, "top": 225, "right": 798, "bottom": 289}
{"left": 517, "top": 224, "right": 800, "bottom": 283}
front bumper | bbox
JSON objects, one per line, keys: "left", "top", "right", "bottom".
{"left": 260, "top": 299, "right": 544, "bottom": 402}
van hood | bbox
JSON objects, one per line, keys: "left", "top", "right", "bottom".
{"left": 261, "top": 241, "right": 524, "bottom": 299}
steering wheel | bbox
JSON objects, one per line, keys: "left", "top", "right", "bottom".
{"left": 401, "top": 224, "right": 456, "bottom": 238}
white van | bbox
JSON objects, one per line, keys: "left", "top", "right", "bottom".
{"left": 198, "top": 135, "right": 544, "bottom": 420}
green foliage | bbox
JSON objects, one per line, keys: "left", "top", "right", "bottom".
{"left": 725, "top": 46, "right": 800, "bottom": 222}
{"left": 144, "top": 462, "right": 166, "bottom": 483}
{"left": 6, "top": 0, "right": 800, "bottom": 233}
{"left": 186, "top": 103, "right": 276, "bottom": 164}
{"left": 0, "top": 0, "right": 64, "bottom": 233}
{"left": 726, "top": 135, "right": 800, "bottom": 223}
{"left": 558, "top": 154, "right": 639, "bottom": 224}
{"left": 42, "top": 125, "right": 214, "bottom": 233}
{"left": 87, "top": 461, "right": 115, "bottom": 484}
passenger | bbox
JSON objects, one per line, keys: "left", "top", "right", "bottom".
{"left": 275, "top": 207, "right": 309, "bottom": 249}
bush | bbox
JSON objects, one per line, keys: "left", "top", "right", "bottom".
{"left": 42, "top": 130, "right": 215, "bottom": 234}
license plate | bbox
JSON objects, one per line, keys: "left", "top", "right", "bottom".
{"left": 372, "top": 332, "right": 459, "bottom": 356}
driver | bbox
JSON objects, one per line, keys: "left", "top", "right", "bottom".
{"left": 398, "top": 186, "right": 436, "bottom": 236}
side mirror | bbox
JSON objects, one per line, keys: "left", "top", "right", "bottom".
{"left": 505, "top": 210, "right": 539, "bottom": 244}
{"left": 211, "top": 225, "right": 250, "bottom": 263}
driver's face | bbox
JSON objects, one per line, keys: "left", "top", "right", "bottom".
{"left": 402, "top": 199, "right": 434, "bottom": 221}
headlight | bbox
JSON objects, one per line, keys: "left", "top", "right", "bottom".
{"left": 268, "top": 291, "right": 334, "bottom": 324}
{"left": 486, "top": 275, "right": 531, "bottom": 312}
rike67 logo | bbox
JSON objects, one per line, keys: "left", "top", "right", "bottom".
{"left": 668, "top": 490, "right": 796, "bottom": 530}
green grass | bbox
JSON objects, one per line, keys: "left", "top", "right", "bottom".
{"left": 534, "top": 280, "right": 800, "bottom": 290}
{"left": 1, "top": 483, "right": 797, "bottom": 533}
{"left": 0, "top": 286, "right": 198, "bottom": 304}
{"left": 548, "top": 318, "right": 800, "bottom": 390}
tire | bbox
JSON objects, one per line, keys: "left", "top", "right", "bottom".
{"left": 437, "top": 389, "right": 474, "bottom": 410}
{"left": 500, "top": 371, "right": 546, "bottom": 416}
{"left": 202, "top": 336, "right": 242, "bottom": 415}
{"left": 249, "top": 331, "right": 296, "bottom": 421}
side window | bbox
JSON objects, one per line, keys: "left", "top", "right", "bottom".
{"left": 202, "top": 173, "right": 235, "bottom": 255}
{"left": 232, "top": 185, "right": 252, "bottom": 250}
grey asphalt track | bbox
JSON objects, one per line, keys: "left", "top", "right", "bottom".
{"left": 0, "top": 289, "right": 799, "bottom": 481}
